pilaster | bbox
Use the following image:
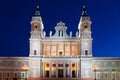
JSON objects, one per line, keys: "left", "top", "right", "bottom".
{"left": 49, "top": 62, "right": 52, "bottom": 77}
{"left": 69, "top": 62, "right": 72, "bottom": 78}
{"left": 70, "top": 42, "right": 72, "bottom": 56}
{"left": 76, "top": 62, "right": 78, "bottom": 78}
{"left": 56, "top": 63, "right": 58, "bottom": 77}
{"left": 64, "top": 62, "right": 66, "bottom": 78}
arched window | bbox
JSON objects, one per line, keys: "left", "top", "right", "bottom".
{"left": 33, "top": 23, "right": 38, "bottom": 31}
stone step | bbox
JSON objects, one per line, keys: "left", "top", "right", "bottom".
{"left": 39, "top": 78, "right": 81, "bottom": 80}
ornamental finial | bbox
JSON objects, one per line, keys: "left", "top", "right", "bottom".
{"left": 35, "top": 4, "right": 40, "bottom": 16}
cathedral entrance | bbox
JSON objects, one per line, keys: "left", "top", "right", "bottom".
{"left": 12, "top": 78, "right": 17, "bottom": 80}
{"left": 45, "top": 71, "right": 49, "bottom": 77}
{"left": 58, "top": 69, "right": 63, "bottom": 78}
{"left": 72, "top": 71, "right": 76, "bottom": 77}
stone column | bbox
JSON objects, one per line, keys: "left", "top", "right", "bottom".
{"left": 44, "top": 44, "right": 45, "bottom": 55}
{"left": 69, "top": 62, "right": 72, "bottom": 78}
{"left": 49, "top": 62, "right": 52, "bottom": 77}
{"left": 43, "top": 62, "right": 45, "bottom": 77}
{"left": 64, "top": 42, "right": 65, "bottom": 56}
{"left": 40, "top": 59, "right": 42, "bottom": 77}
{"left": 79, "top": 60, "right": 81, "bottom": 78}
{"left": 50, "top": 42, "right": 51, "bottom": 56}
{"left": 56, "top": 63, "right": 58, "bottom": 77}
{"left": 56, "top": 42, "right": 58, "bottom": 56}
{"left": 64, "top": 62, "right": 66, "bottom": 78}
{"left": 76, "top": 62, "right": 78, "bottom": 78}
{"left": 76, "top": 43, "right": 78, "bottom": 56}
{"left": 70, "top": 42, "right": 72, "bottom": 56}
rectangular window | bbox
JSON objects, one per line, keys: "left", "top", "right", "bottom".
{"left": 59, "top": 30, "right": 60, "bottom": 37}
{"left": 104, "top": 62, "right": 107, "bottom": 68}
{"left": 7, "top": 73, "right": 10, "bottom": 77}
{"left": 66, "top": 64, "right": 69, "bottom": 67}
{"left": 21, "top": 72, "right": 25, "bottom": 78}
{"left": 112, "top": 62, "right": 115, "bottom": 68}
{"left": 45, "top": 44, "right": 50, "bottom": 56}
{"left": 104, "top": 72, "right": 107, "bottom": 78}
{"left": 72, "top": 45, "right": 76, "bottom": 56}
{"left": 65, "top": 44, "right": 70, "bottom": 56}
{"left": 85, "top": 50, "right": 88, "bottom": 55}
{"left": 112, "top": 72, "right": 115, "bottom": 78}
{"left": 15, "top": 73, "right": 17, "bottom": 77}
{"left": 96, "top": 72, "right": 100, "bottom": 79}
{"left": 58, "top": 64, "right": 63, "bottom": 67}
{"left": 34, "top": 50, "right": 37, "bottom": 55}
{"left": 52, "top": 64, "right": 56, "bottom": 67}
{"left": 51, "top": 45, "right": 56, "bottom": 56}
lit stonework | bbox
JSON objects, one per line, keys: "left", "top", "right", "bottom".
{"left": 0, "top": 4, "right": 120, "bottom": 80}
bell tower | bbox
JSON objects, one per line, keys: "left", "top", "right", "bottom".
{"left": 29, "top": 4, "right": 44, "bottom": 57}
{"left": 29, "top": 4, "right": 43, "bottom": 79}
{"left": 78, "top": 5, "right": 92, "bottom": 57}
{"left": 78, "top": 5, "right": 93, "bottom": 80}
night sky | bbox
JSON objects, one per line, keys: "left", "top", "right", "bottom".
{"left": 0, "top": 0, "right": 120, "bottom": 57}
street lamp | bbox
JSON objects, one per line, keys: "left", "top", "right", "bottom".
{"left": 23, "top": 65, "right": 29, "bottom": 80}
{"left": 93, "top": 66, "right": 99, "bottom": 80}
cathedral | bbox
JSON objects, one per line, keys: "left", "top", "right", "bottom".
{"left": 0, "top": 4, "right": 120, "bottom": 80}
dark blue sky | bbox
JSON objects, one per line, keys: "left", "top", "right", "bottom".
{"left": 0, "top": 0, "right": 120, "bottom": 57}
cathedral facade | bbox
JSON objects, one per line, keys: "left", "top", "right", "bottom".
{"left": 0, "top": 5, "right": 120, "bottom": 80}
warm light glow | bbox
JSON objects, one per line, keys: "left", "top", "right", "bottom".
{"left": 72, "top": 45, "right": 76, "bottom": 56}
{"left": 72, "top": 63, "right": 76, "bottom": 71}
{"left": 33, "top": 23, "right": 38, "bottom": 31}
{"left": 65, "top": 45, "right": 70, "bottom": 56}
{"left": 45, "top": 67, "right": 49, "bottom": 71}
{"left": 84, "top": 25, "right": 88, "bottom": 31}
{"left": 52, "top": 67, "right": 56, "bottom": 72}
{"left": 66, "top": 51, "right": 70, "bottom": 56}
{"left": 72, "top": 50, "right": 76, "bottom": 56}
{"left": 51, "top": 45, "right": 56, "bottom": 56}
{"left": 45, "top": 62, "right": 50, "bottom": 71}
{"left": 23, "top": 65, "right": 29, "bottom": 71}
{"left": 52, "top": 52, "right": 56, "bottom": 56}
{"left": 93, "top": 66, "right": 99, "bottom": 72}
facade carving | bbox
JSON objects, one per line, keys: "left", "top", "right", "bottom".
{"left": 0, "top": 4, "right": 120, "bottom": 80}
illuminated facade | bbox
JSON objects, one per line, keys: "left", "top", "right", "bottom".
{"left": 0, "top": 5, "right": 120, "bottom": 80}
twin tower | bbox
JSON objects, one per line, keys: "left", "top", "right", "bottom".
{"left": 29, "top": 4, "right": 93, "bottom": 80}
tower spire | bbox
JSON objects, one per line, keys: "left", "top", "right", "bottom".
{"left": 35, "top": 4, "right": 40, "bottom": 16}
{"left": 82, "top": 3, "right": 88, "bottom": 16}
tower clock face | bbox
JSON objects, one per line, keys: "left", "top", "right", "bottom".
{"left": 33, "top": 23, "right": 38, "bottom": 31}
